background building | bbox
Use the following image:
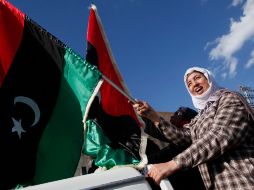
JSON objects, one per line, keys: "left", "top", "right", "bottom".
{"left": 239, "top": 85, "right": 254, "bottom": 109}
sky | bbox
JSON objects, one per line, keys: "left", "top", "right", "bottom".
{"left": 8, "top": 0, "right": 254, "bottom": 112}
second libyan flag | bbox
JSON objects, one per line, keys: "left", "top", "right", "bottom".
{"left": 0, "top": 0, "right": 102, "bottom": 189}
{"left": 83, "top": 4, "right": 148, "bottom": 170}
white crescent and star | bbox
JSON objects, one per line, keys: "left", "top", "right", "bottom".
{"left": 11, "top": 96, "right": 41, "bottom": 139}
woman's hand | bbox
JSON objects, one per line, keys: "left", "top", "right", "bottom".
{"left": 132, "top": 100, "right": 160, "bottom": 123}
{"left": 147, "top": 160, "right": 180, "bottom": 185}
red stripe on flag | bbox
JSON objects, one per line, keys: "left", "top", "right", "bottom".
{"left": 0, "top": 0, "right": 25, "bottom": 86}
{"left": 87, "top": 6, "right": 142, "bottom": 127}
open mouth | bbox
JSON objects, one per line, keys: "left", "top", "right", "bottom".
{"left": 195, "top": 86, "right": 203, "bottom": 94}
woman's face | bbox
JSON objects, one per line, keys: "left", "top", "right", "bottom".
{"left": 186, "top": 71, "right": 210, "bottom": 96}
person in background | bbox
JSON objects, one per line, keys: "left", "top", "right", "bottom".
{"left": 144, "top": 107, "right": 205, "bottom": 190}
{"left": 145, "top": 107, "right": 197, "bottom": 162}
{"left": 133, "top": 67, "right": 254, "bottom": 190}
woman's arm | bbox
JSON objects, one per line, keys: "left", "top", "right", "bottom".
{"left": 173, "top": 92, "right": 252, "bottom": 169}
{"left": 133, "top": 100, "right": 192, "bottom": 146}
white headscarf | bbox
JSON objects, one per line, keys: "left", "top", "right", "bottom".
{"left": 184, "top": 67, "right": 222, "bottom": 110}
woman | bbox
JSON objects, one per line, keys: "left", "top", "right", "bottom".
{"left": 133, "top": 67, "right": 254, "bottom": 190}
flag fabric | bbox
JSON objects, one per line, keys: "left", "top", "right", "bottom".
{"left": 0, "top": 0, "right": 103, "bottom": 189}
{"left": 83, "top": 4, "right": 148, "bottom": 170}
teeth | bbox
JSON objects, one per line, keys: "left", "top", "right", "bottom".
{"left": 195, "top": 87, "right": 202, "bottom": 92}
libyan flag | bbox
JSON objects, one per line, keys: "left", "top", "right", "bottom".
{"left": 0, "top": 0, "right": 103, "bottom": 189}
{"left": 83, "top": 4, "right": 148, "bottom": 170}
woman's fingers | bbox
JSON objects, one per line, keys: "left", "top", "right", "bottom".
{"left": 132, "top": 101, "right": 160, "bottom": 123}
{"left": 147, "top": 161, "right": 181, "bottom": 185}
{"left": 133, "top": 101, "right": 148, "bottom": 113}
{"left": 148, "top": 164, "right": 163, "bottom": 185}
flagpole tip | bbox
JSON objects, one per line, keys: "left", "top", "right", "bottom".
{"left": 90, "top": 4, "right": 97, "bottom": 10}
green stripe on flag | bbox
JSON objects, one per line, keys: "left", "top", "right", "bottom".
{"left": 64, "top": 48, "right": 101, "bottom": 115}
{"left": 33, "top": 48, "right": 101, "bottom": 184}
{"left": 84, "top": 119, "right": 140, "bottom": 169}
